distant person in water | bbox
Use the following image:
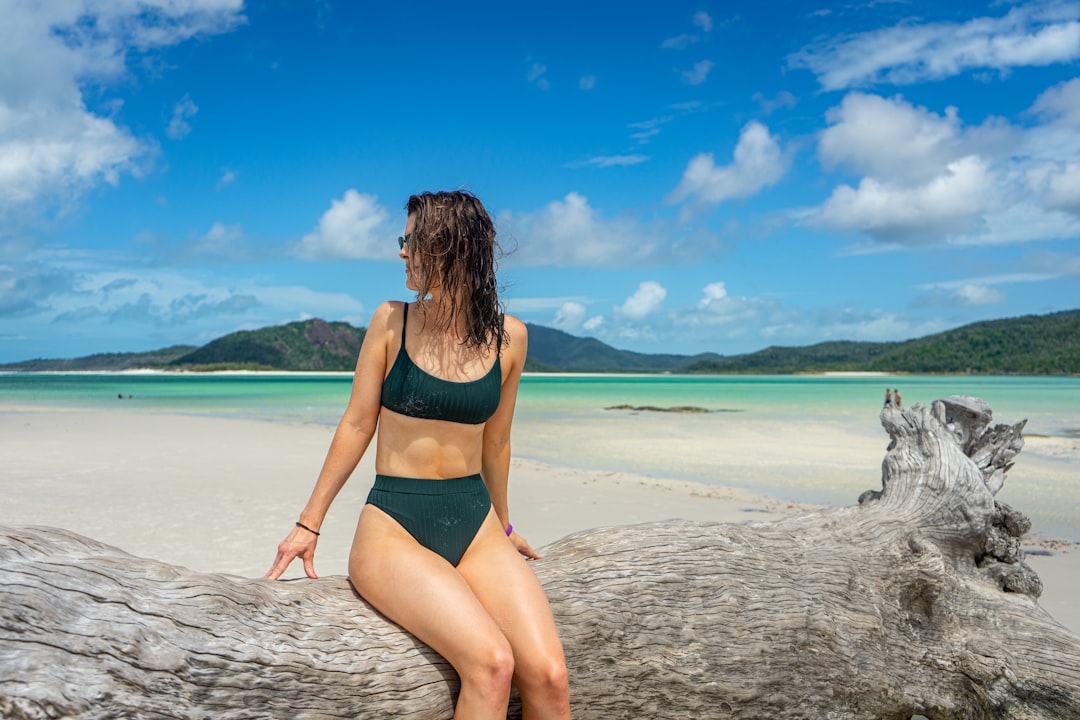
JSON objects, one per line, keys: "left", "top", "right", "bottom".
{"left": 265, "top": 190, "right": 571, "bottom": 718}
{"left": 884, "top": 388, "right": 893, "bottom": 406}
{"left": 894, "top": 389, "right": 902, "bottom": 407}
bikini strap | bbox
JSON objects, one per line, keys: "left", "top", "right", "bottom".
{"left": 402, "top": 301, "right": 409, "bottom": 333}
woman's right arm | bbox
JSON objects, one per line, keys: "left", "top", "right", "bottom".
{"left": 264, "top": 302, "right": 397, "bottom": 580}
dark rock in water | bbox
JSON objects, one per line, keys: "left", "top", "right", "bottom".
{"left": 605, "top": 404, "right": 715, "bottom": 414}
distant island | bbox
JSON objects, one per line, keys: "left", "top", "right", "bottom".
{"left": 1, "top": 309, "right": 1077, "bottom": 375}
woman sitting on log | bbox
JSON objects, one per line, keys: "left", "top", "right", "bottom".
{"left": 266, "top": 190, "right": 572, "bottom": 719}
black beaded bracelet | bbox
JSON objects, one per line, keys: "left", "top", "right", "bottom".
{"left": 295, "top": 521, "right": 320, "bottom": 536}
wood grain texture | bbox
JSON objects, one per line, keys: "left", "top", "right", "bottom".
{"left": 2, "top": 397, "right": 1078, "bottom": 719}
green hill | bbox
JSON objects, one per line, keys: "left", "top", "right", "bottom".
{"left": 2, "top": 309, "right": 1076, "bottom": 375}
{"left": 864, "top": 310, "right": 1080, "bottom": 375}
{"left": 683, "top": 310, "right": 1079, "bottom": 375}
{"left": 170, "top": 318, "right": 366, "bottom": 371}
{"left": 0, "top": 345, "right": 197, "bottom": 372}
{"left": 524, "top": 324, "right": 721, "bottom": 372}
{"left": 683, "top": 340, "right": 901, "bottom": 374}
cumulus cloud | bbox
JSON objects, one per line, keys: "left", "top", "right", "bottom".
{"left": 552, "top": 301, "right": 587, "bottom": 331}
{"left": 790, "top": 3, "right": 1080, "bottom": 90}
{"left": 820, "top": 93, "right": 971, "bottom": 185}
{"left": 807, "top": 84, "right": 1080, "bottom": 247}
{"left": 682, "top": 281, "right": 781, "bottom": 330}
{"left": 812, "top": 155, "right": 995, "bottom": 242}
{"left": 614, "top": 281, "right": 666, "bottom": 320}
{"left": 0, "top": 1, "right": 244, "bottom": 219}
{"left": 579, "top": 75, "right": 597, "bottom": 90}
{"left": 166, "top": 94, "right": 198, "bottom": 139}
{"left": 294, "top": 190, "right": 396, "bottom": 260}
{"left": 497, "top": 192, "right": 678, "bottom": 267}
{"left": 1039, "top": 162, "right": 1080, "bottom": 212}
{"left": 668, "top": 121, "right": 788, "bottom": 205}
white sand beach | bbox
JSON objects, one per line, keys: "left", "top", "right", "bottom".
{"left": 1, "top": 407, "right": 1077, "bottom": 637}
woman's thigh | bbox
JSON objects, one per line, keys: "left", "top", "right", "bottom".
{"left": 456, "top": 512, "right": 567, "bottom": 673}
{"left": 349, "top": 504, "right": 510, "bottom": 669}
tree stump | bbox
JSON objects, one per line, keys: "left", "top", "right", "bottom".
{"left": 2, "top": 396, "right": 1078, "bottom": 719}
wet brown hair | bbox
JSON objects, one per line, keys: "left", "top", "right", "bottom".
{"left": 405, "top": 190, "right": 503, "bottom": 350}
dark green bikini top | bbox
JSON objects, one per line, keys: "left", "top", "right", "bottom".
{"left": 380, "top": 303, "right": 502, "bottom": 425}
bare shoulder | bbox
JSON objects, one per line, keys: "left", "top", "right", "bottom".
{"left": 501, "top": 313, "right": 528, "bottom": 368}
{"left": 502, "top": 313, "right": 528, "bottom": 347}
{"left": 368, "top": 300, "right": 405, "bottom": 335}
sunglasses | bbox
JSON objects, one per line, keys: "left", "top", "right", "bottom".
{"left": 397, "top": 233, "right": 412, "bottom": 250}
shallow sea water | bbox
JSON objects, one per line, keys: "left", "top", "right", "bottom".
{"left": 2, "top": 372, "right": 1077, "bottom": 540}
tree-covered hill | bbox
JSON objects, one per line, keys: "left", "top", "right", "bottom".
{"left": 682, "top": 310, "right": 1079, "bottom": 375}
{"left": 0, "top": 346, "right": 197, "bottom": 372}
{"left": 864, "top": 310, "right": 1080, "bottom": 375}
{"left": 169, "top": 318, "right": 366, "bottom": 371}
{"left": 524, "top": 324, "right": 722, "bottom": 372}
{"left": 2, "top": 309, "right": 1076, "bottom": 375}
{"left": 682, "top": 340, "right": 901, "bottom": 374}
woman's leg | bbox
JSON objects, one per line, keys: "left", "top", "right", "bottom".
{"left": 350, "top": 504, "right": 515, "bottom": 719}
{"left": 457, "top": 511, "right": 572, "bottom": 720}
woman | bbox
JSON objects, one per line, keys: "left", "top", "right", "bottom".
{"left": 266, "top": 191, "right": 571, "bottom": 719}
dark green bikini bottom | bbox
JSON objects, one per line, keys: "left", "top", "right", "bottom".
{"left": 366, "top": 474, "right": 491, "bottom": 566}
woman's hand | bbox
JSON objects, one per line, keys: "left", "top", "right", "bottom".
{"left": 509, "top": 528, "right": 541, "bottom": 560}
{"left": 265, "top": 526, "right": 319, "bottom": 580}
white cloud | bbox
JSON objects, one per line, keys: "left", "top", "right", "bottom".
{"left": 579, "top": 75, "right": 597, "bottom": 90}
{"left": 569, "top": 154, "right": 649, "bottom": 168}
{"left": 498, "top": 192, "right": 676, "bottom": 267}
{"left": 668, "top": 121, "right": 787, "bottom": 205}
{"left": 802, "top": 91, "right": 1080, "bottom": 247}
{"left": 954, "top": 284, "right": 1006, "bottom": 306}
{"left": 583, "top": 315, "right": 604, "bottom": 331}
{"left": 1031, "top": 76, "right": 1080, "bottom": 124}
{"left": 294, "top": 190, "right": 396, "bottom": 260}
{"left": 790, "top": 3, "right": 1080, "bottom": 90}
{"left": 614, "top": 281, "right": 666, "bottom": 320}
{"left": 681, "top": 60, "right": 714, "bottom": 85}
{"left": 166, "top": 94, "right": 198, "bottom": 140}
{"left": 683, "top": 281, "right": 781, "bottom": 329}
{"left": 819, "top": 93, "right": 972, "bottom": 185}
{"left": 918, "top": 272, "right": 1060, "bottom": 306}
{"left": 693, "top": 11, "right": 713, "bottom": 33}
{"left": 552, "top": 301, "right": 587, "bottom": 331}
{"left": 0, "top": 1, "right": 244, "bottom": 219}
{"left": 811, "top": 155, "right": 995, "bottom": 242}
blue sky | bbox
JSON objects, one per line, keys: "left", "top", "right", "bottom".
{"left": 2, "top": 0, "right": 1078, "bottom": 363}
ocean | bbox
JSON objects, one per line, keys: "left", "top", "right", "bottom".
{"left": 3, "top": 371, "right": 1077, "bottom": 540}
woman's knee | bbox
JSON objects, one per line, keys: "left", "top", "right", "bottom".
{"left": 460, "top": 638, "right": 515, "bottom": 696}
{"left": 519, "top": 654, "right": 570, "bottom": 706}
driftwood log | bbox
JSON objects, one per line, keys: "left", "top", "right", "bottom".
{"left": 2, "top": 397, "right": 1079, "bottom": 719}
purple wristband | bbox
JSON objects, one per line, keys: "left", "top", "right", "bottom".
{"left": 505, "top": 523, "right": 513, "bottom": 537}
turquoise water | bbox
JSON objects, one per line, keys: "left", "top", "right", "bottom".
{"left": 2, "top": 372, "right": 1076, "bottom": 434}
{"left": 3, "top": 372, "right": 1078, "bottom": 540}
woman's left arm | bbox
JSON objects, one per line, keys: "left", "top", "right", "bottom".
{"left": 480, "top": 315, "right": 539, "bottom": 559}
